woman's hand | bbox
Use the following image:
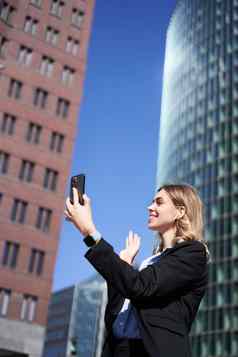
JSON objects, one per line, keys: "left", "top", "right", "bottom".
{"left": 119, "top": 230, "right": 141, "bottom": 265}
{"left": 64, "top": 187, "right": 97, "bottom": 236}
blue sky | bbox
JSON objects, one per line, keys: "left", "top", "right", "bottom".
{"left": 53, "top": 0, "right": 177, "bottom": 291}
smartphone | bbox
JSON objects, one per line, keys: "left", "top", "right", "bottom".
{"left": 70, "top": 174, "right": 85, "bottom": 205}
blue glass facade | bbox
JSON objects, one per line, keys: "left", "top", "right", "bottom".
{"left": 157, "top": 0, "right": 238, "bottom": 355}
{"left": 73, "top": 281, "right": 106, "bottom": 357}
{"left": 43, "top": 286, "right": 74, "bottom": 357}
{"left": 43, "top": 275, "right": 107, "bottom": 357}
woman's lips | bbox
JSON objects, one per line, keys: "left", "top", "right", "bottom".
{"left": 149, "top": 213, "right": 158, "bottom": 217}
{"left": 148, "top": 214, "right": 159, "bottom": 221}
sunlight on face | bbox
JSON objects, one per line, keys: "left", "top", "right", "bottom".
{"left": 147, "top": 189, "right": 179, "bottom": 234}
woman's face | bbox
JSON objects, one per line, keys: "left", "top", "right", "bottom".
{"left": 147, "top": 188, "right": 180, "bottom": 233}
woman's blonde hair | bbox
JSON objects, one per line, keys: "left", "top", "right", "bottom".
{"left": 153, "top": 183, "right": 210, "bottom": 261}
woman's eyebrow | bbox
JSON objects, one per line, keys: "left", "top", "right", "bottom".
{"left": 153, "top": 197, "right": 164, "bottom": 203}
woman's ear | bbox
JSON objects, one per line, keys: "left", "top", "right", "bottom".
{"left": 176, "top": 205, "right": 186, "bottom": 219}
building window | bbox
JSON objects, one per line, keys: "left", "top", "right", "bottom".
{"left": 62, "top": 66, "right": 75, "bottom": 85}
{"left": 0, "top": 113, "right": 16, "bottom": 135}
{"left": 66, "top": 36, "right": 79, "bottom": 56}
{"left": 8, "top": 79, "right": 22, "bottom": 99}
{"left": 2, "top": 241, "right": 20, "bottom": 269}
{"left": 11, "top": 199, "right": 28, "bottom": 224}
{"left": 0, "top": 2, "right": 15, "bottom": 25}
{"left": 0, "top": 288, "right": 11, "bottom": 316}
{"left": 24, "top": 16, "right": 38, "bottom": 35}
{"left": 56, "top": 98, "right": 70, "bottom": 118}
{"left": 19, "top": 160, "right": 35, "bottom": 182}
{"left": 17, "top": 45, "right": 32, "bottom": 66}
{"left": 0, "top": 151, "right": 9, "bottom": 174}
{"left": 0, "top": 35, "right": 8, "bottom": 58}
{"left": 50, "top": 131, "right": 64, "bottom": 153}
{"left": 33, "top": 88, "right": 48, "bottom": 109}
{"left": 50, "top": 0, "right": 64, "bottom": 17}
{"left": 71, "top": 8, "right": 84, "bottom": 28}
{"left": 26, "top": 122, "right": 42, "bottom": 144}
{"left": 43, "top": 168, "right": 58, "bottom": 191}
{"left": 45, "top": 26, "right": 59, "bottom": 46}
{"left": 36, "top": 207, "right": 52, "bottom": 232}
{"left": 0, "top": 193, "right": 3, "bottom": 204}
{"left": 40, "top": 55, "right": 54, "bottom": 77}
{"left": 30, "top": 0, "right": 42, "bottom": 7}
{"left": 20, "top": 295, "right": 37, "bottom": 321}
{"left": 28, "top": 249, "right": 45, "bottom": 275}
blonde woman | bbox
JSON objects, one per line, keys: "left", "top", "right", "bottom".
{"left": 64, "top": 184, "right": 210, "bottom": 357}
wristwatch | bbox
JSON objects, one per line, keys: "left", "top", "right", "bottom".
{"left": 83, "top": 230, "right": 102, "bottom": 247}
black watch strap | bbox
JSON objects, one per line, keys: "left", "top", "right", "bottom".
{"left": 83, "top": 235, "right": 97, "bottom": 247}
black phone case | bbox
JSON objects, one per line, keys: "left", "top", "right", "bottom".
{"left": 70, "top": 174, "right": 85, "bottom": 205}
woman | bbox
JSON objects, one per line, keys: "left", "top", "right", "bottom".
{"left": 64, "top": 184, "right": 210, "bottom": 357}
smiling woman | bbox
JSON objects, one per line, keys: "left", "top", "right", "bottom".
{"left": 150, "top": 184, "right": 210, "bottom": 256}
{"left": 64, "top": 183, "right": 210, "bottom": 357}
{"left": 148, "top": 188, "right": 187, "bottom": 244}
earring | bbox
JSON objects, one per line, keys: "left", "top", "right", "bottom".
{"left": 175, "top": 218, "right": 180, "bottom": 234}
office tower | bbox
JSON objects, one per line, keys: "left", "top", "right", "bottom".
{"left": 43, "top": 275, "right": 107, "bottom": 357}
{"left": 0, "top": 1, "right": 95, "bottom": 356}
{"left": 157, "top": 0, "right": 238, "bottom": 356}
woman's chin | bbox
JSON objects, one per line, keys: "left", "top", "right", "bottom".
{"left": 148, "top": 222, "right": 159, "bottom": 231}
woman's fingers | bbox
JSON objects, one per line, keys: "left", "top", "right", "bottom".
{"left": 64, "top": 209, "right": 72, "bottom": 221}
{"left": 83, "top": 193, "right": 91, "bottom": 206}
{"left": 66, "top": 197, "right": 73, "bottom": 211}
{"left": 127, "top": 230, "right": 141, "bottom": 248}
{"left": 127, "top": 230, "right": 132, "bottom": 247}
{"left": 72, "top": 187, "right": 80, "bottom": 205}
{"left": 70, "top": 189, "right": 91, "bottom": 207}
{"left": 133, "top": 234, "right": 140, "bottom": 249}
{"left": 66, "top": 191, "right": 91, "bottom": 215}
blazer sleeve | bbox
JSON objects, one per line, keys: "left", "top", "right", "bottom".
{"left": 105, "top": 281, "right": 124, "bottom": 313}
{"left": 85, "top": 238, "right": 208, "bottom": 302}
{"left": 104, "top": 282, "right": 125, "bottom": 329}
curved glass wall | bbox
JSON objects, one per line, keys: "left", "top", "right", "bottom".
{"left": 157, "top": 0, "right": 238, "bottom": 356}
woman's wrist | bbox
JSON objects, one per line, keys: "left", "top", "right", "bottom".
{"left": 83, "top": 225, "right": 97, "bottom": 237}
{"left": 120, "top": 252, "right": 134, "bottom": 265}
{"left": 125, "top": 258, "right": 133, "bottom": 265}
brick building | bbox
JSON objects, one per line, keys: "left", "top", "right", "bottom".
{"left": 0, "top": 0, "right": 95, "bottom": 356}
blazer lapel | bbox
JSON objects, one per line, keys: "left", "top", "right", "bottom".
{"left": 159, "top": 240, "right": 194, "bottom": 258}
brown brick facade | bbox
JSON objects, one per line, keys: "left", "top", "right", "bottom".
{"left": 0, "top": 0, "right": 95, "bottom": 355}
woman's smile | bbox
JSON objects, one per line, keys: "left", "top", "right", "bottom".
{"left": 149, "top": 213, "right": 159, "bottom": 218}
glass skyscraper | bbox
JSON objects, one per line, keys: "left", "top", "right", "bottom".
{"left": 43, "top": 275, "right": 107, "bottom": 357}
{"left": 157, "top": 0, "right": 238, "bottom": 356}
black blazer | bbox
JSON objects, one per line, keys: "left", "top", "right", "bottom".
{"left": 85, "top": 238, "right": 209, "bottom": 357}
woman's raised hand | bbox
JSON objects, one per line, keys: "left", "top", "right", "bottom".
{"left": 64, "top": 187, "right": 97, "bottom": 237}
{"left": 119, "top": 230, "right": 141, "bottom": 265}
